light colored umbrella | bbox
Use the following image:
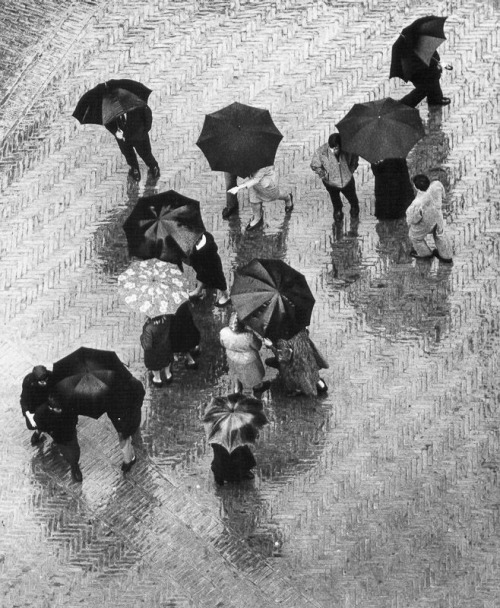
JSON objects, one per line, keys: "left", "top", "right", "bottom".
{"left": 118, "top": 259, "right": 189, "bottom": 317}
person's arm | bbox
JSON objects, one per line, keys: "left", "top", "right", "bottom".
{"left": 406, "top": 201, "right": 423, "bottom": 225}
{"left": 347, "top": 153, "right": 359, "bottom": 173}
{"left": 310, "top": 147, "right": 327, "bottom": 179}
{"left": 140, "top": 324, "right": 153, "bottom": 350}
{"left": 227, "top": 175, "right": 260, "bottom": 194}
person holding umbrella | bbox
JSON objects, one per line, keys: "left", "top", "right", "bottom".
{"left": 34, "top": 395, "right": 82, "bottom": 482}
{"left": 310, "top": 133, "right": 360, "bottom": 223}
{"left": 202, "top": 393, "right": 268, "bottom": 486}
{"left": 186, "top": 231, "right": 231, "bottom": 306}
{"left": 20, "top": 365, "right": 53, "bottom": 446}
{"left": 390, "top": 16, "right": 452, "bottom": 108}
{"left": 370, "top": 158, "right": 415, "bottom": 220}
{"left": 220, "top": 312, "right": 271, "bottom": 397}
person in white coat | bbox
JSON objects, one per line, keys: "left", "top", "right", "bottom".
{"left": 406, "top": 174, "right": 453, "bottom": 263}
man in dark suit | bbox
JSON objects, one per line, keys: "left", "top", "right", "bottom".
{"left": 106, "top": 106, "right": 160, "bottom": 181}
{"left": 20, "top": 365, "right": 53, "bottom": 445}
{"left": 398, "top": 51, "right": 451, "bottom": 108}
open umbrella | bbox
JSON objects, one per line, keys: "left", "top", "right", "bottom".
{"left": 335, "top": 97, "right": 425, "bottom": 164}
{"left": 123, "top": 190, "right": 206, "bottom": 265}
{"left": 390, "top": 16, "right": 447, "bottom": 81}
{"left": 196, "top": 102, "right": 283, "bottom": 178}
{"left": 72, "top": 79, "right": 152, "bottom": 125}
{"left": 231, "top": 258, "right": 315, "bottom": 341}
{"left": 51, "top": 347, "right": 132, "bottom": 418}
{"left": 117, "top": 259, "right": 190, "bottom": 317}
{"left": 203, "top": 393, "right": 268, "bottom": 453}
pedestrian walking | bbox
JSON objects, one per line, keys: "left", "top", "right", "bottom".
{"left": 20, "top": 365, "right": 53, "bottom": 445}
{"left": 105, "top": 106, "right": 160, "bottom": 182}
{"left": 186, "top": 232, "right": 231, "bottom": 307}
{"left": 106, "top": 375, "right": 145, "bottom": 473}
{"left": 222, "top": 172, "right": 239, "bottom": 219}
{"left": 227, "top": 165, "right": 293, "bottom": 231}
{"left": 310, "top": 134, "right": 360, "bottom": 222}
{"left": 220, "top": 312, "right": 271, "bottom": 397}
{"left": 210, "top": 443, "right": 257, "bottom": 486}
{"left": 370, "top": 158, "right": 414, "bottom": 220}
{"left": 140, "top": 301, "right": 201, "bottom": 386}
{"left": 34, "top": 395, "right": 82, "bottom": 482}
{"left": 264, "top": 329, "right": 329, "bottom": 397}
{"left": 406, "top": 174, "right": 453, "bottom": 262}
{"left": 398, "top": 52, "right": 451, "bottom": 108}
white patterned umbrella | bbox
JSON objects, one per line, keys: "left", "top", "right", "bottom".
{"left": 118, "top": 259, "right": 190, "bottom": 317}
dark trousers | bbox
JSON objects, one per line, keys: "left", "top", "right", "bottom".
{"left": 56, "top": 433, "right": 80, "bottom": 467}
{"left": 399, "top": 75, "right": 444, "bottom": 108}
{"left": 323, "top": 178, "right": 359, "bottom": 213}
{"left": 117, "top": 136, "right": 158, "bottom": 170}
{"left": 224, "top": 172, "right": 238, "bottom": 209}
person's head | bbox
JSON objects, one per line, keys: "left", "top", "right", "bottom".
{"left": 229, "top": 312, "right": 244, "bottom": 333}
{"left": 47, "top": 395, "right": 62, "bottom": 414}
{"left": 32, "top": 365, "right": 49, "bottom": 387}
{"left": 412, "top": 174, "right": 431, "bottom": 192}
{"left": 328, "top": 133, "right": 341, "bottom": 153}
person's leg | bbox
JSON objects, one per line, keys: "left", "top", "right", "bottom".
{"left": 116, "top": 139, "right": 141, "bottom": 179}
{"left": 223, "top": 173, "right": 239, "bottom": 219}
{"left": 323, "top": 182, "right": 344, "bottom": 220}
{"left": 433, "top": 227, "right": 453, "bottom": 262}
{"left": 426, "top": 76, "right": 448, "bottom": 105}
{"left": 151, "top": 369, "right": 163, "bottom": 386}
{"left": 118, "top": 433, "right": 136, "bottom": 471}
{"left": 189, "top": 281, "right": 206, "bottom": 300}
{"left": 247, "top": 202, "right": 264, "bottom": 228}
{"left": 57, "top": 434, "right": 82, "bottom": 482}
{"left": 163, "top": 363, "right": 173, "bottom": 384}
{"left": 410, "top": 235, "right": 434, "bottom": 257}
{"left": 133, "top": 136, "right": 160, "bottom": 175}
{"left": 399, "top": 85, "right": 427, "bottom": 108}
{"left": 341, "top": 178, "right": 360, "bottom": 217}
{"left": 276, "top": 189, "right": 294, "bottom": 212}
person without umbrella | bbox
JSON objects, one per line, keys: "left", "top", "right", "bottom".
{"left": 140, "top": 300, "right": 201, "bottom": 386}
{"left": 20, "top": 365, "right": 53, "bottom": 446}
{"left": 34, "top": 395, "right": 83, "bottom": 482}
{"left": 186, "top": 231, "right": 231, "bottom": 307}
{"left": 311, "top": 133, "right": 360, "bottom": 223}
{"left": 406, "top": 174, "right": 453, "bottom": 263}
{"left": 220, "top": 312, "right": 271, "bottom": 398}
{"left": 222, "top": 172, "right": 239, "bottom": 219}
{"left": 106, "top": 375, "right": 145, "bottom": 473}
{"left": 264, "top": 329, "right": 329, "bottom": 397}
{"left": 105, "top": 106, "right": 160, "bottom": 182}
{"left": 228, "top": 165, "right": 294, "bottom": 232}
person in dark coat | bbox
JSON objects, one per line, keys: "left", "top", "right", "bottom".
{"left": 105, "top": 106, "right": 160, "bottom": 182}
{"left": 20, "top": 365, "right": 53, "bottom": 445}
{"left": 210, "top": 443, "right": 257, "bottom": 486}
{"left": 106, "top": 375, "right": 145, "bottom": 473}
{"left": 140, "top": 301, "right": 201, "bottom": 386}
{"left": 34, "top": 395, "right": 82, "bottom": 482}
{"left": 185, "top": 232, "right": 231, "bottom": 307}
{"left": 370, "top": 158, "right": 414, "bottom": 220}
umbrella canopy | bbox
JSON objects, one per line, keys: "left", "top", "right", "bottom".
{"left": 390, "top": 16, "right": 447, "bottom": 81}
{"left": 335, "top": 97, "right": 425, "bottom": 164}
{"left": 123, "top": 190, "right": 206, "bottom": 264}
{"left": 51, "top": 347, "right": 132, "bottom": 419}
{"left": 117, "top": 259, "right": 190, "bottom": 317}
{"left": 230, "top": 258, "right": 315, "bottom": 341}
{"left": 72, "top": 79, "right": 152, "bottom": 125}
{"left": 203, "top": 393, "right": 268, "bottom": 453}
{"left": 196, "top": 102, "right": 283, "bottom": 178}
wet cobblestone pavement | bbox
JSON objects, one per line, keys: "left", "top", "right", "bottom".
{"left": 1, "top": 0, "right": 500, "bottom": 606}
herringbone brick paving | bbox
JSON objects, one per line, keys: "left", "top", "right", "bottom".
{"left": 1, "top": 0, "right": 500, "bottom": 606}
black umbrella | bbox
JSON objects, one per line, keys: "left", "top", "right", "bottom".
{"left": 123, "top": 190, "right": 206, "bottom": 264}
{"left": 335, "top": 98, "right": 425, "bottom": 164}
{"left": 390, "top": 16, "right": 447, "bottom": 81}
{"left": 51, "top": 347, "right": 132, "bottom": 419}
{"left": 230, "top": 258, "right": 315, "bottom": 341}
{"left": 196, "top": 102, "right": 283, "bottom": 178}
{"left": 72, "top": 79, "right": 152, "bottom": 125}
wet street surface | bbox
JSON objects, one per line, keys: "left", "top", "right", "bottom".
{"left": 1, "top": 0, "right": 500, "bottom": 606}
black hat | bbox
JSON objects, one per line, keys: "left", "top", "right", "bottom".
{"left": 32, "top": 365, "right": 49, "bottom": 381}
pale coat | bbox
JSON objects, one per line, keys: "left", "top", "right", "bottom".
{"left": 247, "top": 165, "right": 281, "bottom": 203}
{"left": 220, "top": 327, "right": 265, "bottom": 389}
{"left": 310, "top": 143, "right": 359, "bottom": 188}
{"left": 406, "top": 180, "right": 445, "bottom": 239}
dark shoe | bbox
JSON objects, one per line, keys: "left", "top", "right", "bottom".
{"left": 317, "top": 379, "right": 328, "bottom": 394}
{"left": 433, "top": 250, "right": 453, "bottom": 264}
{"left": 151, "top": 376, "right": 163, "bottom": 387}
{"left": 128, "top": 167, "right": 141, "bottom": 181}
{"left": 333, "top": 210, "right": 344, "bottom": 223}
{"left": 222, "top": 205, "right": 239, "bottom": 220}
{"left": 214, "top": 297, "right": 231, "bottom": 308}
{"left": 429, "top": 97, "right": 451, "bottom": 106}
{"left": 71, "top": 464, "right": 83, "bottom": 483}
{"left": 185, "top": 359, "right": 199, "bottom": 370}
{"left": 121, "top": 456, "right": 137, "bottom": 473}
{"left": 253, "top": 380, "right": 271, "bottom": 397}
{"left": 164, "top": 374, "right": 173, "bottom": 386}
{"left": 410, "top": 248, "right": 434, "bottom": 260}
{"left": 148, "top": 165, "right": 160, "bottom": 179}
{"left": 265, "top": 357, "right": 279, "bottom": 369}
{"left": 31, "top": 431, "right": 45, "bottom": 446}
{"left": 285, "top": 192, "right": 294, "bottom": 213}
{"left": 245, "top": 216, "right": 264, "bottom": 232}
